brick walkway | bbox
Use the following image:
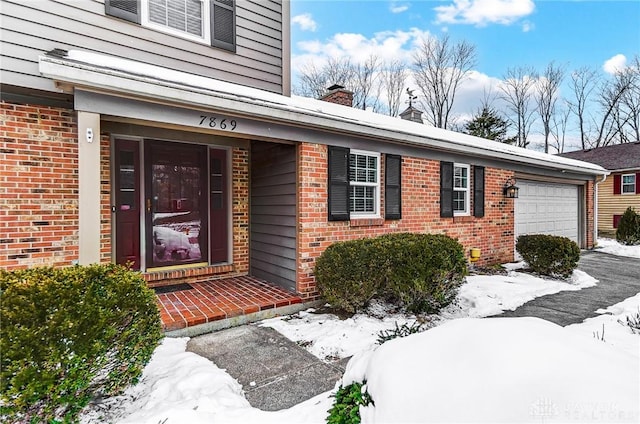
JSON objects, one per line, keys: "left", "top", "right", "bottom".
{"left": 155, "top": 276, "right": 303, "bottom": 332}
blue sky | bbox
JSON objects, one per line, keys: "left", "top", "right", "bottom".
{"left": 289, "top": 0, "right": 639, "bottom": 150}
{"left": 291, "top": 0, "right": 639, "bottom": 79}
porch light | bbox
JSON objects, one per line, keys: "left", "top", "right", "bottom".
{"left": 503, "top": 178, "right": 519, "bottom": 198}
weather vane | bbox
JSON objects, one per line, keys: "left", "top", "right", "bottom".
{"left": 406, "top": 88, "right": 417, "bottom": 107}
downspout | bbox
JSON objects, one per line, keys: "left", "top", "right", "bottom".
{"left": 593, "top": 173, "right": 608, "bottom": 247}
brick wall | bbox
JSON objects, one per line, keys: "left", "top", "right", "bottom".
{"left": 0, "top": 101, "right": 80, "bottom": 269}
{"left": 297, "top": 142, "right": 515, "bottom": 301}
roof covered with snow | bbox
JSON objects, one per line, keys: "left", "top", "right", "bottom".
{"left": 559, "top": 142, "right": 640, "bottom": 171}
{"left": 39, "top": 49, "right": 607, "bottom": 177}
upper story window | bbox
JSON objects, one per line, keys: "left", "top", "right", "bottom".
{"left": 453, "top": 163, "right": 470, "bottom": 216}
{"left": 144, "top": 0, "right": 207, "bottom": 42}
{"left": 349, "top": 150, "right": 380, "bottom": 217}
{"left": 622, "top": 174, "right": 636, "bottom": 194}
{"left": 106, "top": 0, "right": 236, "bottom": 52}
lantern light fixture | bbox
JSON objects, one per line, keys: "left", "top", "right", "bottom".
{"left": 503, "top": 177, "right": 519, "bottom": 198}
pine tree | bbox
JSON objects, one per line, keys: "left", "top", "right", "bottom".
{"left": 464, "top": 106, "right": 516, "bottom": 144}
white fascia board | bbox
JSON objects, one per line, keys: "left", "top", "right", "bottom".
{"left": 39, "top": 54, "right": 607, "bottom": 177}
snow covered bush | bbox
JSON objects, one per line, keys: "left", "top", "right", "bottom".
{"left": 516, "top": 234, "right": 580, "bottom": 277}
{"left": 327, "top": 381, "right": 373, "bottom": 424}
{"left": 616, "top": 207, "right": 640, "bottom": 246}
{"left": 0, "top": 264, "right": 162, "bottom": 423}
{"left": 314, "top": 233, "right": 467, "bottom": 314}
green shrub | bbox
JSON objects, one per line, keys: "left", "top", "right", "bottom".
{"left": 314, "top": 233, "right": 467, "bottom": 314}
{"left": 314, "top": 238, "right": 387, "bottom": 313}
{"left": 616, "top": 207, "right": 640, "bottom": 246}
{"left": 379, "top": 233, "right": 467, "bottom": 313}
{"left": 0, "top": 264, "right": 163, "bottom": 423}
{"left": 327, "top": 381, "right": 373, "bottom": 424}
{"left": 516, "top": 234, "right": 580, "bottom": 277}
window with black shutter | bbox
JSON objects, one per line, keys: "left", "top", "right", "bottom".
{"left": 105, "top": 0, "right": 236, "bottom": 52}
{"left": 385, "top": 154, "right": 401, "bottom": 219}
{"left": 473, "top": 166, "right": 485, "bottom": 218}
{"left": 328, "top": 146, "right": 350, "bottom": 221}
{"left": 440, "top": 161, "right": 454, "bottom": 218}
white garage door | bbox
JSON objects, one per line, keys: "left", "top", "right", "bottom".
{"left": 515, "top": 180, "right": 579, "bottom": 242}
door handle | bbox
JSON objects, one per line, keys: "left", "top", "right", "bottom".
{"left": 146, "top": 198, "right": 151, "bottom": 213}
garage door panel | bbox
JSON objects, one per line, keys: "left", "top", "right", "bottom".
{"left": 515, "top": 180, "right": 578, "bottom": 243}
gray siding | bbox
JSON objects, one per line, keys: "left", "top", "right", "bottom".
{"left": 250, "top": 141, "right": 297, "bottom": 292}
{"left": 0, "top": 0, "right": 284, "bottom": 94}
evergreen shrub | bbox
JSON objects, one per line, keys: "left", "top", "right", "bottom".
{"left": 314, "top": 238, "right": 386, "bottom": 313}
{"left": 616, "top": 207, "right": 640, "bottom": 246}
{"left": 516, "top": 234, "right": 580, "bottom": 277}
{"left": 314, "top": 233, "right": 467, "bottom": 314}
{"left": 0, "top": 264, "right": 163, "bottom": 423}
{"left": 326, "top": 381, "right": 373, "bottom": 424}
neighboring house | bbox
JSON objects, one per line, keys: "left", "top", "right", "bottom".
{"left": 560, "top": 143, "right": 640, "bottom": 237}
{"left": 0, "top": 0, "right": 606, "bottom": 302}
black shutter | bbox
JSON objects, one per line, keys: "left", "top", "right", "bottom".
{"left": 385, "top": 154, "right": 402, "bottom": 219}
{"left": 473, "top": 166, "right": 485, "bottom": 218}
{"left": 211, "top": 0, "right": 236, "bottom": 52}
{"left": 328, "top": 146, "right": 350, "bottom": 221}
{"left": 440, "top": 161, "right": 454, "bottom": 218}
{"left": 105, "top": 0, "right": 140, "bottom": 24}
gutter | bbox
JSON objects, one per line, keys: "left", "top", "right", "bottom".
{"left": 39, "top": 54, "right": 607, "bottom": 177}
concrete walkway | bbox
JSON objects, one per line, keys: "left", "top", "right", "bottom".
{"left": 495, "top": 250, "right": 640, "bottom": 326}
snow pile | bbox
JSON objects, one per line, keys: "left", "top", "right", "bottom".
{"left": 566, "top": 292, "right": 640, "bottom": 357}
{"left": 343, "top": 317, "right": 640, "bottom": 423}
{"left": 596, "top": 238, "right": 640, "bottom": 258}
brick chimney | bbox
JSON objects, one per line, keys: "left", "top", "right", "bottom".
{"left": 319, "top": 84, "right": 353, "bottom": 107}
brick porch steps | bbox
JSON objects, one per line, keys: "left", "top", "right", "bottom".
{"left": 155, "top": 276, "right": 305, "bottom": 335}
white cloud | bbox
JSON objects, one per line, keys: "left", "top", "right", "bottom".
{"left": 434, "top": 0, "right": 535, "bottom": 27}
{"left": 292, "top": 13, "right": 317, "bottom": 32}
{"left": 390, "top": 2, "right": 410, "bottom": 13}
{"left": 603, "top": 54, "right": 627, "bottom": 74}
{"left": 521, "top": 20, "right": 534, "bottom": 32}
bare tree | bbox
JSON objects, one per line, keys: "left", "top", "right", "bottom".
{"left": 566, "top": 67, "right": 599, "bottom": 149}
{"left": 536, "top": 62, "right": 564, "bottom": 153}
{"left": 381, "top": 59, "right": 408, "bottom": 116}
{"left": 618, "top": 55, "right": 640, "bottom": 142}
{"left": 550, "top": 103, "right": 571, "bottom": 153}
{"left": 294, "top": 57, "right": 355, "bottom": 98}
{"left": 352, "top": 55, "right": 382, "bottom": 112}
{"left": 500, "top": 66, "right": 538, "bottom": 148}
{"left": 412, "top": 34, "right": 477, "bottom": 129}
{"left": 595, "top": 63, "right": 638, "bottom": 146}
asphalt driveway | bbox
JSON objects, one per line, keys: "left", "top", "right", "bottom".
{"left": 495, "top": 250, "right": 640, "bottom": 326}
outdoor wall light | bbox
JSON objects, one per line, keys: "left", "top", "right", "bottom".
{"left": 503, "top": 177, "right": 519, "bottom": 198}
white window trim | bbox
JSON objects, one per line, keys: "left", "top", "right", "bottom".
{"left": 621, "top": 173, "right": 636, "bottom": 195}
{"left": 141, "top": 0, "right": 211, "bottom": 45}
{"left": 453, "top": 163, "right": 470, "bottom": 216}
{"left": 349, "top": 149, "right": 381, "bottom": 219}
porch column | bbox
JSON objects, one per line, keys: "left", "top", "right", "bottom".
{"left": 77, "top": 111, "right": 101, "bottom": 265}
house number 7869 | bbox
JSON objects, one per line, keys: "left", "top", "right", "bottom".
{"left": 199, "top": 115, "right": 237, "bottom": 131}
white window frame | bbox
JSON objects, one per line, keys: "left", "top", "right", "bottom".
{"left": 349, "top": 149, "right": 380, "bottom": 219}
{"left": 621, "top": 173, "right": 636, "bottom": 195}
{"left": 141, "top": 0, "right": 210, "bottom": 44}
{"left": 453, "top": 163, "right": 470, "bottom": 216}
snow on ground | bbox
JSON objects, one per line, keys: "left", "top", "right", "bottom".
{"left": 346, "top": 317, "right": 639, "bottom": 423}
{"left": 596, "top": 238, "right": 640, "bottom": 258}
{"left": 80, "top": 266, "right": 640, "bottom": 424}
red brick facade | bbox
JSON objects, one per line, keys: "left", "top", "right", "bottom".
{"left": 297, "top": 142, "right": 516, "bottom": 301}
{"left": 1, "top": 102, "right": 79, "bottom": 268}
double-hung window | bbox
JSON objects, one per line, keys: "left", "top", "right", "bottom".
{"left": 106, "top": 0, "right": 236, "bottom": 51}
{"left": 349, "top": 150, "right": 380, "bottom": 218}
{"left": 143, "top": 0, "right": 209, "bottom": 43}
{"left": 453, "top": 163, "right": 470, "bottom": 216}
{"left": 622, "top": 174, "right": 636, "bottom": 194}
